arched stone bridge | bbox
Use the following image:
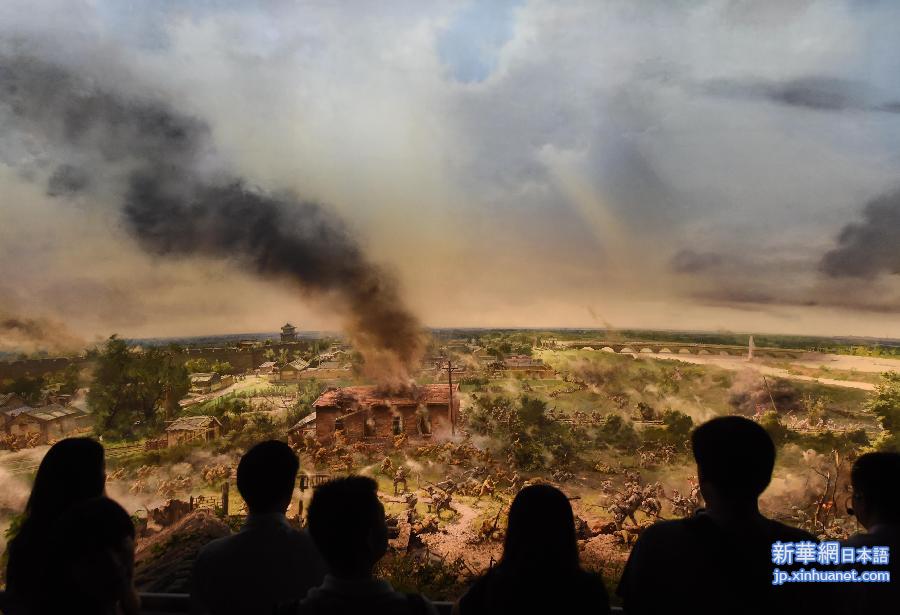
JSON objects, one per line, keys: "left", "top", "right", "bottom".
{"left": 555, "top": 340, "right": 803, "bottom": 359}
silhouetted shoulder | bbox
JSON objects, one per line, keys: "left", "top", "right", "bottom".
{"left": 633, "top": 517, "right": 691, "bottom": 542}
{"left": 620, "top": 514, "right": 827, "bottom": 615}
{"left": 617, "top": 518, "right": 693, "bottom": 591}
{"left": 572, "top": 569, "right": 610, "bottom": 610}
{"left": 844, "top": 526, "right": 900, "bottom": 548}
{"left": 192, "top": 517, "right": 325, "bottom": 615}
{"left": 755, "top": 518, "right": 817, "bottom": 548}
{"left": 461, "top": 567, "right": 609, "bottom": 615}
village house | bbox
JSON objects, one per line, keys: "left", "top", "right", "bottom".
{"left": 303, "top": 359, "right": 352, "bottom": 379}
{"left": 188, "top": 372, "right": 232, "bottom": 394}
{"left": 288, "top": 412, "right": 317, "bottom": 439}
{"left": 6, "top": 404, "right": 91, "bottom": 444}
{"left": 256, "top": 361, "right": 277, "bottom": 378}
{"left": 500, "top": 354, "right": 550, "bottom": 372}
{"left": 308, "top": 383, "right": 459, "bottom": 445}
{"left": 274, "top": 358, "right": 310, "bottom": 383}
{"left": 2, "top": 404, "right": 32, "bottom": 432}
{"left": 0, "top": 393, "right": 27, "bottom": 412}
{"left": 0, "top": 393, "right": 31, "bottom": 430}
{"left": 165, "top": 415, "right": 221, "bottom": 447}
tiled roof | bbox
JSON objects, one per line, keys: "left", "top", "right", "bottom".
{"left": 166, "top": 415, "right": 221, "bottom": 431}
{"left": 190, "top": 372, "right": 219, "bottom": 384}
{"left": 0, "top": 393, "right": 24, "bottom": 407}
{"left": 289, "top": 412, "right": 317, "bottom": 431}
{"left": 315, "top": 361, "right": 349, "bottom": 370}
{"left": 3, "top": 404, "right": 33, "bottom": 418}
{"left": 18, "top": 404, "right": 86, "bottom": 422}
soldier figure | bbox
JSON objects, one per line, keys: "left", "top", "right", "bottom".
{"left": 639, "top": 487, "right": 661, "bottom": 518}
{"left": 403, "top": 491, "right": 418, "bottom": 522}
{"left": 380, "top": 456, "right": 394, "bottom": 476}
{"left": 507, "top": 471, "right": 522, "bottom": 494}
{"left": 608, "top": 501, "right": 629, "bottom": 530}
{"left": 339, "top": 453, "right": 354, "bottom": 474}
{"left": 477, "top": 476, "right": 496, "bottom": 500}
{"left": 608, "top": 482, "right": 644, "bottom": 530}
{"left": 393, "top": 465, "right": 409, "bottom": 495}
{"left": 425, "top": 485, "right": 454, "bottom": 516}
{"left": 670, "top": 489, "right": 692, "bottom": 518}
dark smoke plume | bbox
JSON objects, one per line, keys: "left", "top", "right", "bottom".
{"left": 0, "top": 312, "right": 86, "bottom": 355}
{"left": 820, "top": 190, "right": 900, "bottom": 279}
{"left": 701, "top": 76, "right": 900, "bottom": 114}
{"left": 669, "top": 249, "right": 724, "bottom": 274}
{"left": 0, "top": 52, "right": 424, "bottom": 373}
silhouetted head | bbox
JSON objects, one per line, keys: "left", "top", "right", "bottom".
{"left": 850, "top": 452, "right": 900, "bottom": 528}
{"left": 237, "top": 440, "right": 299, "bottom": 515}
{"left": 25, "top": 437, "right": 105, "bottom": 527}
{"left": 692, "top": 416, "right": 775, "bottom": 510}
{"left": 306, "top": 476, "right": 387, "bottom": 578}
{"left": 501, "top": 484, "right": 579, "bottom": 576}
{"left": 41, "top": 496, "right": 135, "bottom": 613}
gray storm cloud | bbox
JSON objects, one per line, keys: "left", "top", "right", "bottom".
{"left": 820, "top": 189, "right": 900, "bottom": 279}
{"left": 669, "top": 249, "right": 725, "bottom": 274}
{"left": 0, "top": 51, "right": 424, "bottom": 372}
{"left": 700, "top": 76, "right": 900, "bottom": 114}
{"left": 2, "top": 1, "right": 900, "bottom": 339}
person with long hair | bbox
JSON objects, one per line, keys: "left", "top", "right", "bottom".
{"left": 454, "top": 484, "right": 610, "bottom": 615}
{"left": 5, "top": 437, "right": 107, "bottom": 614}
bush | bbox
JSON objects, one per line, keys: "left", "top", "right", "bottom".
{"left": 640, "top": 409, "right": 693, "bottom": 449}
{"left": 866, "top": 372, "right": 900, "bottom": 451}
{"left": 662, "top": 409, "right": 694, "bottom": 442}
{"left": 758, "top": 410, "right": 789, "bottom": 446}
{"left": 595, "top": 413, "right": 639, "bottom": 450}
{"left": 376, "top": 554, "right": 471, "bottom": 602}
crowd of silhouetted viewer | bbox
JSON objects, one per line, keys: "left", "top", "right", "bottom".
{"left": 2, "top": 416, "right": 898, "bottom": 614}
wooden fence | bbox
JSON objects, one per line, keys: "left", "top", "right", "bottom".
{"left": 298, "top": 473, "right": 332, "bottom": 491}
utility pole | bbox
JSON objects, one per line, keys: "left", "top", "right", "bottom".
{"left": 762, "top": 375, "right": 778, "bottom": 413}
{"left": 446, "top": 358, "right": 455, "bottom": 436}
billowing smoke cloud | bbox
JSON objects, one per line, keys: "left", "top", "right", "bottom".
{"left": 0, "top": 51, "right": 424, "bottom": 372}
{"left": 0, "top": 311, "right": 86, "bottom": 355}
{"left": 820, "top": 190, "right": 900, "bottom": 279}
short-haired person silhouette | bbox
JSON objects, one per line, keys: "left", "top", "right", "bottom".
{"left": 454, "top": 484, "right": 610, "bottom": 615}
{"left": 5, "top": 437, "right": 106, "bottom": 615}
{"left": 192, "top": 440, "right": 325, "bottom": 615}
{"left": 38, "top": 496, "right": 140, "bottom": 615}
{"left": 843, "top": 452, "right": 900, "bottom": 613}
{"left": 617, "top": 416, "right": 827, "bottom": 615}
{"left": 286, "top": 476, "right": 437, "bottom": 615}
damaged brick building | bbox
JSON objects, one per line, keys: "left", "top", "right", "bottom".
{"left": 307, "top": 383, "right": 459, "bottom": 445}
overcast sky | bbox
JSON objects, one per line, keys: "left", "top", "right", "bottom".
{"left": 1, "top": 0, "right": 899, "bottom": 345}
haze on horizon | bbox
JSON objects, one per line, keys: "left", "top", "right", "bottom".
{"left": 2, "top": 0, "right": 900, "bottom": 350}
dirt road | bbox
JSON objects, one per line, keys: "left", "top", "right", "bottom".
{"left": 629, "top": 352, "right": 879, "bottom": 391}
{"left": 417, "top": 499, "right": 502, "bottom": 574}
